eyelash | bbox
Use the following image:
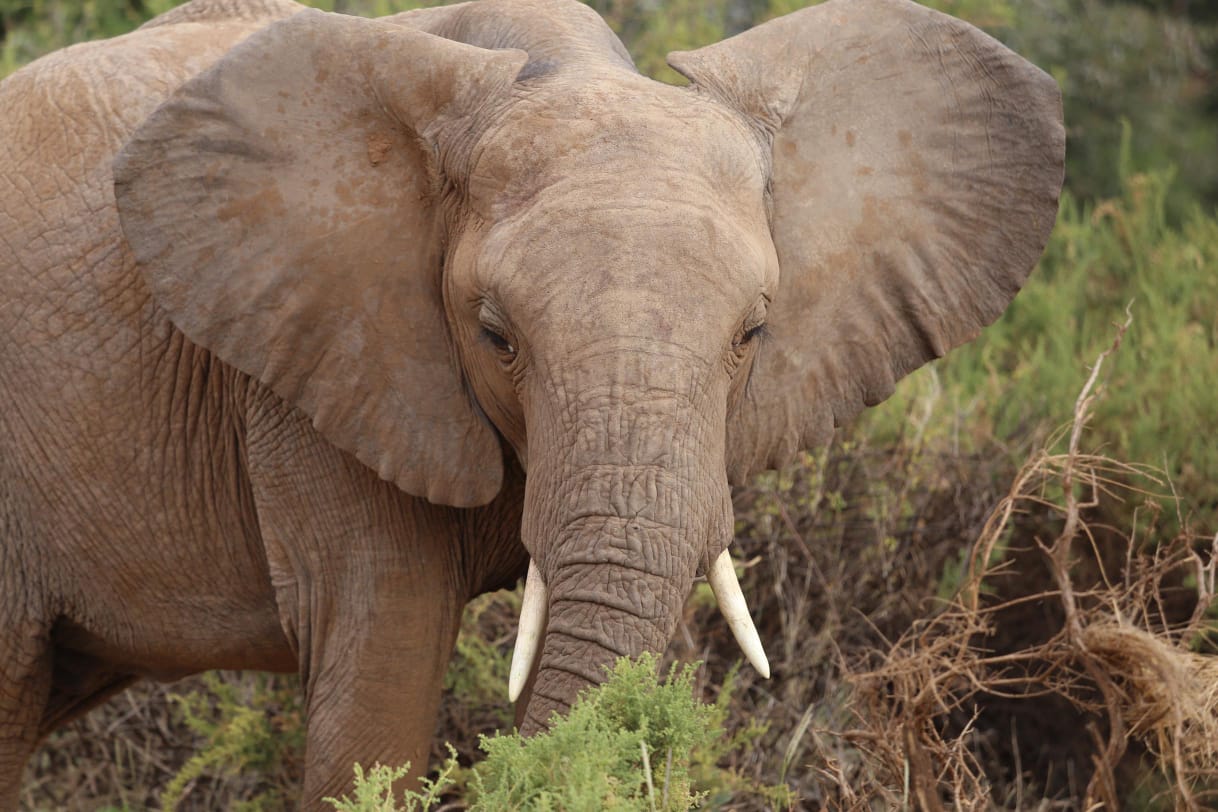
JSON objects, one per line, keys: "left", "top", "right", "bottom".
{"left": 741, "top": 323, "right": 769, "bottom": 344}
{"left": 481, "top": 326, "right": 516, "bottom": 356}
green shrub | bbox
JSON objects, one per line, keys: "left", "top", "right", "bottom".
{"left": 325, "top": 752, "right": 460, "bottom": 812}
{"left": 328, "top": 654, "right": 792, "bottom": 811}
{"left": 161, "top": 672, "right": 304, "bottom": 810}
{"left": 0, "top": 0, "right": 436, "bottom": 78}
{"left": 443, "top": 591, "right": 517, "bottom": 730}
{"left": 0, "top": 0, "right": 173, "bottom": 75}
{"left": 469, "top": 654, "right": 790, "bottom": 811}
{"left": 1004, "top": 0, "right": 1218, "bottom": 215}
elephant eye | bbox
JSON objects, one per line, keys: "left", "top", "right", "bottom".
{"left": 738, "top": 323, "right": 768, "bottom": 347}
{"left": 481, "top": 326, "right": 517, "bottom": 358}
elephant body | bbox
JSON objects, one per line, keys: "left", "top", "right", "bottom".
{"left": 0, "top": 5, "right": 529, "bottom": 804}
{"left": 0, "top": 0, "right": 1064, "bottom": 806}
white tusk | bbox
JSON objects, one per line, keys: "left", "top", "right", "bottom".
{"left": 508, "top": 559, "right": 547, "bottom": 703}
{"left": 707, "top": 549, "right": 771, "bottom": 679}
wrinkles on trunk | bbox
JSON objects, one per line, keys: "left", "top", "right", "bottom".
{"left": 523, "top": 561, "right": 686, "bottom": 733}
{"left": 515, "top": 342, "right": 733, "bottom": 734}
{"left": 519, "top": 457, "right": 732, "bottom": 734}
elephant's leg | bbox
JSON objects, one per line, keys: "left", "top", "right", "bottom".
{"left": 245, "top": 401, "right": 466, "bottom": 807}
{"left": 0, "top": 615, "right": 51, "bottom": 809}
{"left": 295, "top": 579, "right": 463, "bottom": 805}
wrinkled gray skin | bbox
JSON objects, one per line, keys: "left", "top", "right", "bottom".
{"left": 0, "top": 0, "right": 1064, "bottom": 805}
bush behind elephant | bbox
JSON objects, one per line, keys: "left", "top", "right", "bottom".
{"left": 0, "top": 0, "right": 1063, "bottom": 805}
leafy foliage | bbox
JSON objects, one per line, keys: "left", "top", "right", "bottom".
{"left": 0, "top": 0, "right": 171, "bottom": 74}
{"left": 160, "top": 672, "right": 304, "bottom": 811}
{"left": 1005, "top": 0, "right": 1218, "bottom": 216}
{"left": 443, "top": 592, "right": 517, "bottom": 729}
{"left": 0, "top": 0, "right": 438, "bottom": 76}
{"left": 471, "top": 656, "right": 716, "bottom": 811}
{"left": 328, "top": 654, "right": 791, "bottom": 811}
{"left": 325, "top": 750, "right": 460, "bottom": 812}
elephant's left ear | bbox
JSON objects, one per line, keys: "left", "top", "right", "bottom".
{"left": 668, "top": 0, "right": 1065, "bottom": 482}
{"left": 115, "top": 9, "right": 527, "bottom": 507}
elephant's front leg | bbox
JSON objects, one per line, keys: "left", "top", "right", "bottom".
{"left": 295, "top": 562, "right": 463, "bottom": 805}
{"left": 245, "top": 401, "right": 466, "bottom": 807}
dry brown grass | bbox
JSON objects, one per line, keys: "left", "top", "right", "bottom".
{"left": 22, "top": 679, "right": 215, "bottom": 810}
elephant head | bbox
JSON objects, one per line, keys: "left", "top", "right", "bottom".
{"left": 113, "top": 0, "right": 1063, "bottom": 733}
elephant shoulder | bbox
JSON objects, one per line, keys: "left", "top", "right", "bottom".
{"left": 0, "top": 15, "right": 282, "bottom": 163}
{"left": 0, "top": 10, "right": 286, "bottom": 289}
{"left": 141, "top": 0, "right": 303, "bottom": 30}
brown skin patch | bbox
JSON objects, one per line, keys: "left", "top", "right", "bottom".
{"left": 366, "top": 131, "right": 393, "bottom": 166}
{"left": 215, "top": 185, "right": 284, "bottom": 226}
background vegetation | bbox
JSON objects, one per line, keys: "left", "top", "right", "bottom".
{"left": 4, "top": 0, "right": 1216, "bottom": 808}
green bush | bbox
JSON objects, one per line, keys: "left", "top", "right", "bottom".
{"left": 326, "top": 655, "right": 791, "bottom": 812}
{"left": 0, "top": 0, "right": 437, "bottom": 77}
{"left": 1, "top": 0, "right": 165, "bottom": 74}
{"left": 1004, "top": 0, "right": 1218, "bottom": 216}
{"left": 326, "top": 754, "right": 461, "bottom": 812}
{"left": 471, "top": 659, "right": 710, "bottom": 811}
{"left": 443, "top": 591, "right": 517, "bottom": 730}
{"left": 161, "top": 672, "right": 304, "bottom": 810}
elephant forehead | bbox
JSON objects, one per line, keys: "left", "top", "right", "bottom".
{"left": 488, "top": 197, "right": 770, "bottom": 274}
{"left": 466, "top": 75, "right": 767, "bottom": 220}
{"left": 475, "top": 198, "right": 777, "bottom": 343}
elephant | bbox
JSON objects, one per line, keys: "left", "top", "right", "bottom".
{"left": 0, "top": 0, "right": 1064, "bottom": 805}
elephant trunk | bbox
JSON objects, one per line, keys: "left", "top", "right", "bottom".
{"left": 513, "top": 390, "right": 735, "bottom": 733}
{"left": 521, "top": 558, "right": 688, "bottom": 733}
{"left": 509, "top": 541, "right": 770, "bottom": 726}
{"left": 518, "top": 474, "right": 712, "bottom": 734}
{"left": 510, "top": 344, "right": 770, "bottom": 733}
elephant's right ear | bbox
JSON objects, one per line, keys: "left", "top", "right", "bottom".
{"left": 115, "top": 10, "right": 527, "bottom": 507}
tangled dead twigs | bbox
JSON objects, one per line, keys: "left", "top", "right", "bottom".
{"left": 811, "top": 309, "right": 1218, "bottom": 810}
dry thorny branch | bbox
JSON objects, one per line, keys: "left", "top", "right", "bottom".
{"left": 809, "top": 309, "right": 1218, "bottom": 810}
